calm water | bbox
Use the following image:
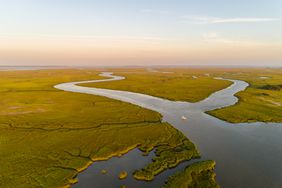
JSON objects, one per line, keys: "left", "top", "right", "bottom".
{"left": 73, "top": 149, "right": 202, "bottom": 188}
{"left": 55, "top": 72, "right": 282, "bottom": 188}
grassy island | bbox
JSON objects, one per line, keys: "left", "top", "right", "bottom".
{"left": 80, "top": 68, "right": 232, "bottom": 102}
{"left": 119, "top": 171, "right": 128, "bottom": 180}
{"left": 133, "top": 139, "right": 199, "bottom": 181}
{"left": 163, "top": 160, "right": 219, "bottom": 188}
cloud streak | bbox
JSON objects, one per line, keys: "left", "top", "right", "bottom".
{"left": 180, "top": 16, "right": 281, "bottom": 24}
{"left": 0, "top": 33, "right": 175, "bottom": 42}
{"left": 201, "top": 32, "right": 269, "bottom": 47}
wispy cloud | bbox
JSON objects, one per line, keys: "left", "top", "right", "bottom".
{"left": 202, "top": 32, "right": 219, "bottom": 40}
{"left": 201, "top": 32, "right": 266, "bottom": 47}
{"left": 0, "top": 33, "right": 175, "bottom": 42}
{"left": 180, "top": 15, "right": 281, "bottom": 24}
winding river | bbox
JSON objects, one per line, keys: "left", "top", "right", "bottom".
{"left": 55, "top": 72, "right": 282, "bottom": 188}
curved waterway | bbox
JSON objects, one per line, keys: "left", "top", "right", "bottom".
{"left": 55, "top": 72, "right": 282, "bottom": 188}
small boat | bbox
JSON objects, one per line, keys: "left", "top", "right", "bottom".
{"left": 181, "top": 116, "right": 187, "bottom": 120}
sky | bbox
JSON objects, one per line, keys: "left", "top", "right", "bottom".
{"left": 0, "top": 0, "right": 282, "bottom": 67}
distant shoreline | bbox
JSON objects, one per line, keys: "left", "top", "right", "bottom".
{"left": 0, "top": 66, "right": 69, "bottom": 71}
{"left": 0, "top": 65, "right": 281, "bottom": 71}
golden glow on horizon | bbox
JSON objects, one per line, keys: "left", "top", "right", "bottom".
{"left": 1, "top": 36, "right": 282, "bottom": 66}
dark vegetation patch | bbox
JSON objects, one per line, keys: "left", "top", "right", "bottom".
{"left": 258, "top": 84, "right": 282, "bottom": 91}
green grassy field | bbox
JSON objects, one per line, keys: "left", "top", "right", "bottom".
{"left": 208, "top": 68, "right": 282, "bottom": 123}
{"left": 0, "top": 69, "right": 216, "bottom": 187}
{"left": 80, "top": 69, "right": 232, "bottom": 102}
{"left": 163, "top": 161, "right": 219, "bottom": 188}
{"left": 2, "top": 67, "right": 281, "bottom": 187}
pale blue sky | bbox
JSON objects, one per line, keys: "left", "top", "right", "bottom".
{"left": 0, "top": 0, "right": 282, "bottom": 66}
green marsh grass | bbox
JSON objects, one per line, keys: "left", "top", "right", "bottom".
{"left": 0, "top": 69, "right": 212, "bottom": 187}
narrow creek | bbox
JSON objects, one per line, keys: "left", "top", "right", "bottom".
{"left": 55, "top": 72, "right": 282, "bottom": 188}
